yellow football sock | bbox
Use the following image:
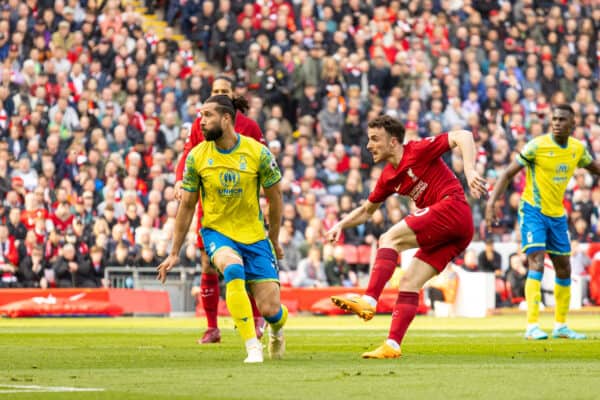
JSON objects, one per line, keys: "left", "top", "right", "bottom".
{"left": 554, "top": 278, "right": 571, "bottom": 324}
{"left": 266, "top": 304, "right": 288, "bottom": 334}
{"left": 525, "top": 271, "right": 543, "bottom": 324}
{"left": 225, "top": 278, "right": 255, "bottom": 341}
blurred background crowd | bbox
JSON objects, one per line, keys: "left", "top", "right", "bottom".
{"left": 0, "top": 0, "right": 599, "bottom": 303}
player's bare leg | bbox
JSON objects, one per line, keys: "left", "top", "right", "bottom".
{"left": 363, "top": 258, "right": 436, "bottom": 359}
{"left": 250, "top": 281, "right": 287, "bottom": 360}
{"left": 332, "top": 220, "right": 418, "bottom": 320}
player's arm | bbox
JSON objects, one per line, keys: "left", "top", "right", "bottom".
{"left": 157, "top": 190, "right": 198, "bottom": 283}
{"left": 157, "top": 154, "right": 200, "bottom": 283}
{"left": 584, "top": 160, "right": 600, "bottom": 176}
{"left": 263, "top": 181, "right": 283, "bottom": 258}
{"left": 448, "top": 129, "right": 487, "bottom": 199}
{"left": 326, "top": 200, "right": 380, "bottom": 244}
{"left": 485, "top": 160, "right": 523, "bottom": 231}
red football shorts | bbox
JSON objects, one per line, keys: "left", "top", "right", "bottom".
{"left": 404, "top": 195, "right": 473, "bottom": 272}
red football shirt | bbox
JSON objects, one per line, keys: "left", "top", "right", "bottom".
{"left": 175, "top": 111, "right": 264, "bottom": 181}
{"left": 369, "top": 133, "right": 465, "bottom": 208}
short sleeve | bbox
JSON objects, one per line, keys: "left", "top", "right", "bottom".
{"left": 578, "top": 147, "right": 593, "bottom": 168}
{"left": 368, "top": 168, "right": 394, "bottom": 204}
{"left": 258, "top": 147, "right": 282, "bottom": 188}
{"left": 181, "top": 152, "right": 200, "bottom": 192}
{"left": 517, "top": 140, "right": 537, "bottom": 166}
{"left": 409, "top": 133, "right": 451, "bottom": 163}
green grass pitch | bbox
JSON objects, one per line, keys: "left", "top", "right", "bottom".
{"left": 2, "top": 314, "right": 600, "bottom": 399}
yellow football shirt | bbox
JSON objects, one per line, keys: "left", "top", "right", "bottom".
{"left": 182, "top": 134, "right": 281, "bottom": 244}
{"left": 517, "top": 134, "right": 592, "bottom": 217}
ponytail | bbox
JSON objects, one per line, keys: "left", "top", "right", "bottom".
{"left": 205, "top": 94, "right": 249, "bottom": 117}
{"left": 231, "top": 95, "right": 249, "bottom": 114}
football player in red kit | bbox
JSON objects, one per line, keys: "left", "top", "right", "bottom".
{"left": 175, "top": 75, "right": 265, "bottom": 344}
{"left": 328, "top": 115, "right": 487, "bottom": 358}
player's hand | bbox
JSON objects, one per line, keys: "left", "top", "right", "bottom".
{"left": 465, "top": 169, "right": 487, "bottom": 199}
{"left": 272, "top": 241, "right": 284, "bottom": 260}
{"left": 174, "top": 181, "right": 183, "bottom": 201}
{"left": 484, "top": 202, "right": 497, "bottom": 233}
{"left": 326, "top": 224, "right": 343, "bottom": 244}
{"left": 156, "top": 254, "right": 180, "bottom": 284}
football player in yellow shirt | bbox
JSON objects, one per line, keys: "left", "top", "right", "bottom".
{"left": 157, "top": 95, "right": 287, "bottom": 363}
{"left": 486, "top": 104, "right": 600, "bottom": 340}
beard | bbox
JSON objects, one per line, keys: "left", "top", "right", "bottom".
{"left": 204, "top": 126, "right": 224, "bottom": 141}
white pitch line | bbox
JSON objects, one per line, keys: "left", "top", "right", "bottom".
{"left": 0, "top": 384, "right": 105, "bottom": 393}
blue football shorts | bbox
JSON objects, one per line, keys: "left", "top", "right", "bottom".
{"left": 518, "top": 201, "right": 570, "bottom": 256}
{"left": 201, "top": 228, "right": 279, "bottom": 283}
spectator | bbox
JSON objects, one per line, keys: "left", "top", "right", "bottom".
{"left": 570, "top": 240, "right": 591, "bottom": 305}
{"left": 52, "top": 242, "right": 97, "bottom": 288}
{"left": 506, "top": 251, "right": 528, "bottom": 301}
{"left": 478, "top": 238, "right": 502, "bottom": 276}
{"left": 17, "top": 244, "right": 47, "bottom": 288}
{"left": 0, "top": 223, "right": 18, "bottom": 287}
{"left": 6, "top": 207, "right": 27, "bottom": 241}
{"left": 324, "top": 244, "right": 357, "bottom": 287}
{"left": 293, "top": 245, "right": 326, "bottom": 287}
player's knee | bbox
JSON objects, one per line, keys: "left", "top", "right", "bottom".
{"left": 223, "top": 263, "right": 245, "bottom": 284}
{"left": 259, "top": 301, "right": 281, "bottom": 319}
{"left": 554, "top": 265, "right": 571, "bottom": 279}
{"left": 398, "top": 274, "right": 419, "bottom": 292}
{"left": 212, "top": 252, "right": 242, "bottom": 273}
{"left": 379, "top": 231, "right": 407, "bottom": 252}
{"left": 201, "top": 259, "right": 216, "bottom": 274}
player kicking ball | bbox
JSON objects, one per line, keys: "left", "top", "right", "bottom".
{"left": 328, "top": 116, "right": 486, "bottom": 358}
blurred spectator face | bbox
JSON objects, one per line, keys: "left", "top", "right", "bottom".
{"left": 141, "top": 246, "right": 155, "bottom": 262}
{"left": 464, "top": 250, "right": 478, "bottom": 270}
{"left": 8, "top": 207, "right": 20, "bottom": 225}
{"left": 116, "top": 244, "right": 128, "bottom": 261}
{"left": 112, "top": 224, "right": 124, "bottom": 241}
{"left": 91, "top": 247, "right": 103, "bottom": 264}
{"left": 333, "top": 245, "right": 345, "bottom": 261}
{"left": 62, "top": 243, "right": 76, "bottom": 260}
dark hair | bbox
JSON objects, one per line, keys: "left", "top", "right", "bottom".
{"left": 205, "top": 94, "right": 249, "bottom": 117}
{"left": 554, "top": 103, "right": 575, "bottom": 116}
{"left": 213, "top": 74, "right": 235, "bottom": 86}
{"left": 367, "top": 115, "right": 406, "bottom": 143}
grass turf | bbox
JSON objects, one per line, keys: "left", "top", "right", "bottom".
{"left": 2, "top": 314, "right": 600, "bottom": 400}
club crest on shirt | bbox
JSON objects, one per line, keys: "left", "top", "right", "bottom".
{"left": 407, "top": 168, "right": 418, "bottom": 181}
{"left": 239, "top": 155, "right": 247, "bottom": 171}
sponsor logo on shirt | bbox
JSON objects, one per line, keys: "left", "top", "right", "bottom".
{"left": 218, "top": 170, "right": 243, "bottom": 197}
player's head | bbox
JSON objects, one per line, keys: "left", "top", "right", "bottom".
{"left": 201, "top": 95, "right": 248, "bottom": 141}
{"left": 366, "top": 115, "right": 405, "bottom": 163}
{"left": 211, "top": 74, "right": 235, "bottom": 98}
{"left": 551, "top": 103, "right": 575, "bottom": 139}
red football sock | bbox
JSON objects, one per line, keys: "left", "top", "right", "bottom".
{"left": 201, "top": 273, "right": 220, "bottom": 329}
{"left": 250, "top": 296, "right": 261, "bottom": 318}
{"left": 365, "top": 248, "right": 399, "bottom": 300}
{"left": 388, "top": 291, "right": 419, "bottom": 345}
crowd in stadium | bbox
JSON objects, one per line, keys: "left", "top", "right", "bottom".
{"left": 0, "top": 0, "right": 598, "bottom": 304}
